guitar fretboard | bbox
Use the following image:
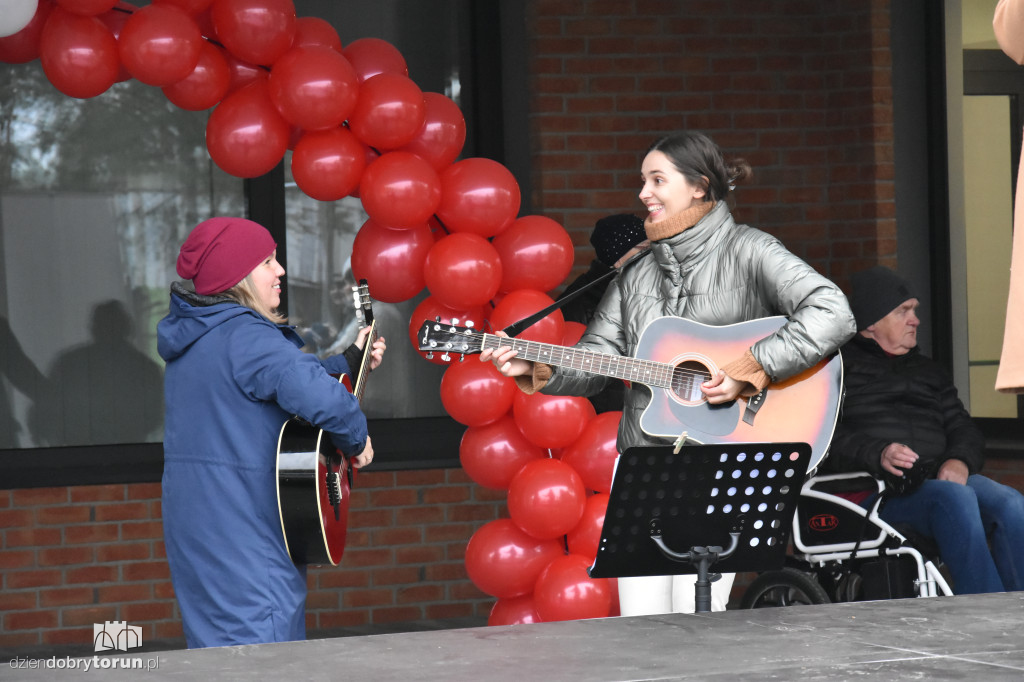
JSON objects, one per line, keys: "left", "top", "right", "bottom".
{"left": 477, "top": 333, "right": 710, "bottom": 395}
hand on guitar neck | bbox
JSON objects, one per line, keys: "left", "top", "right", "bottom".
{"left": 478, "top": 330, "right": 752, "bottom": 404}
{"left": 354, "top": 324, "right": 387, "bottom": 373}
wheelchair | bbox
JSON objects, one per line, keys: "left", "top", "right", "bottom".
{"left": 740, "top": 472, "right": 954, "bottom": 608}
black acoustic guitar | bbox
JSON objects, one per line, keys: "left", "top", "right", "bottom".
{"left": 276, "top": 281, "right": 377, "bottom": 565}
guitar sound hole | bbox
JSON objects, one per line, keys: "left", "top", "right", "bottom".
{"left": 672, "top": 360, "right": 712, "bottom": 404}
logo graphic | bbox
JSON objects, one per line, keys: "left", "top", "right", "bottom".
{"left": 808, "top": 513, "right": 839, "bottom": 532}
{"left": 93, "top": 621, "right": 143, "bottom": 652}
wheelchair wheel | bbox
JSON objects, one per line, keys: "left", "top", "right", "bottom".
{"left": 740, "top": 567, "right": 831, "bottom": 608}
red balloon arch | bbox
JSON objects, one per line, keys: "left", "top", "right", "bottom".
{"left": 0, "top": 0, "right": 623, "bottom": 623}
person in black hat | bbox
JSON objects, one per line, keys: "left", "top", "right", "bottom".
{"left": 557, "top": 213, "right": 648, "bottom": 412}
{"left": 823, "top": 265, "right": 1024, "bottom": 594}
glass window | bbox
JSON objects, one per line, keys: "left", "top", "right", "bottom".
{"left": 0, "top": 61, "right": 245, "bottom": 449}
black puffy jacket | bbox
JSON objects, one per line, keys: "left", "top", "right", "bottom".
{"left": 821, "top": 334, "right": 984, "bottom": 480}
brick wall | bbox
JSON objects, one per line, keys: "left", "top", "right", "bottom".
{"left": 5, "top": 458, "right": 1024, "bottom": 651}
{"left": 0, "top": 469, "right": 505, "bottom": 651}
{"left": 526, "top": 0, "right": 896, "bottom": 286}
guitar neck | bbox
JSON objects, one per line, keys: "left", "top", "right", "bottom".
{"left": 479, "top": 333, "right": 676, "bottom": 389}
{"left": 352, "top": 321, "right": 377, "bottom": 403}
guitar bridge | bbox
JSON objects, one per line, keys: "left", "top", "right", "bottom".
{"left": 326, "top": 471, "right": 343, "bottom": 520}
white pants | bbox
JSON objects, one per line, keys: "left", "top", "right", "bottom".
{"left": 618, "top": 572, "right": 735, "bottom": 615}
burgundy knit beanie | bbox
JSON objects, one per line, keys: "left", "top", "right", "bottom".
{"left": 176, "top": 217, "right": 277, "bottom": 295}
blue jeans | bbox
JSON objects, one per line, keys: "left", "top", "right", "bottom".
{"left": 867, "top": 474, "right": 1024, "bottom": 594}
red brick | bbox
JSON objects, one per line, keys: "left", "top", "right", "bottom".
{"left": 38, "top": 546, "right": 94, "bottom": 567}
{"left": 318, "top": 610, "right": 369, "bottom": 629}
{"left": 94, "top": 502, "right": 150, "bottom": 522}
{"left": 343, "top": 588, "right": 393, "bottom": 608}
{"left": 60, "top": 605, "right": 117, "bottom": 627}
{"left": 0, "top": 549, "right": 36, "bottom": 570}
{"left": 370, "top": 606, "right": 422, "bottom": 623}
{"left": 11, "top": 487, "right": 69, "bottom": 506}
{"left": 36, "top": 505, "right": 91, "bottom": 525}
{"left": 5, "top": 610, "right": 58, "bottom": 631}
{"left": 96, "top": 542, "right": 152, "bottom": 563}
{"left": 4, "top": 527, "right": 62, "bottom": 547}
{"left": 64, "top": 523, "right": 120, "bottom": 545}
{"left": 0, "top": 591, "right": 38, "bottom": 611}
{"left": 96, "top": 583, "right": 153, "bottom": 603}
{"left": 65, "top": 565, "right": 119, "bottom": 584}
{"left": 6, "top": 568, "right": 62, "bottom": 589}
{"left": 39, "top": 587, "right": 95, "bottom": 607}
{"left": 121, "top": 561, "right": 170, "bottom": 581}
{"left": 70, "top": 484, "right": 126, "bottom": 503}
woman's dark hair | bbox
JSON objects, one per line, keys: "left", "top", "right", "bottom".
{"left": 646, "top": 132, "right": 752, "bottom": 205}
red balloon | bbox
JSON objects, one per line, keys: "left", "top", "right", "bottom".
{"left": 342, "top": 36, "right": 407, "bottom": 82}
{"left": 464, "top": 519, "right": 564, "bottom": 599}
{"left": 560, "top": 411, "right": 622, "bottom": 493}
{"left": 347, "top": 72, "right": 426, "bottom": 151}
{"left": 350, "top": 219, "right": 433, "bottom": 303}
{"left": 488, "top": 594, "right": 542, "bottom": 626}
{"left": 268, "top": 45, "right": 358, "bottom": 131}
{"left": 211, "top": 0, "right": 295, "bottom": 66}
{"left": 358, "top": 151, "right": 441, "bottom": 229}
{"left": 442, "top": 359, "right": 516, "bottom": 427}
{"left": 40, "top": 8, "right": 118, "bottom": 98}
{"left": 118, "top": 3, "right": 202, "bottom": 86}
{"left": 566, "top": 493, "right": 608, "bottom": 561}
{"left": 291, "top": 15, "right": 341, "bottom": 52}
{"left": 96, "top": 3, "right": 133, "bottom": 82}
{"left": 534, "top": 554, "right": 612, "bottom": 622}
{"left": 56, "top": 0, "right": 117, "bottom": 16}
{"left": 407, "top": 296, "right": 487, "bottom": 366}
{"left": 399, "top": 92, "right": 466, "bottom": 172}
{"left": 162, "top": 39, "right": 229, "bottom": 110}
{"left": 460, "top": 415, "right": 546, "bottom": 490}
{"left": 153, "top": 0, "right": 213, "bottom": 14}
{"left": 562, "top": 321, "right": 586, "bottom": 346}
{"left": 492, "top": 215, "right": 575, "bottom": 294}
{"left": 290, "top": 127, "right": 366, "bottom": 201}
{"left": 0, "top": 0, "right": 53, "bottom": 64}
{"left": 508, "top": 458, "right": 586, "bottom": 539}
{"left": 206, "top": 80, "right": 289, "bottom": 178}
{"left": 423, "top": 233, "right": 502, "bottom": 310}
{"left": 222, "top": 50, "right": 266, "bottom": 93}
{"left": 512, "top": 391, "right": 596, "bottom": 449}
{"left": 436, "top": 158, "right": 521, "bottom": 238}
{"left": 488, "top": 289, "right": 564, "bottom": 345}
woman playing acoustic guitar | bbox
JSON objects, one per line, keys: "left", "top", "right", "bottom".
{"left": 481, "top": 131, "right": 856, "bottom": 615}
{"left": 158, "top": 217, "right": 385, "bottom": 648}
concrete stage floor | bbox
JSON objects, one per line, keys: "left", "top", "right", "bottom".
{"left": 5, "top": 592, "right": 1024, "bottom": 681}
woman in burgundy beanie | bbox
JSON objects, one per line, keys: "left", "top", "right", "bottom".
{"left": 157, "top": 217, "right": 386, "bottom": 649}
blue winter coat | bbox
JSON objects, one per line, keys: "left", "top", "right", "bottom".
{"left": 157, "top": 286, "right": 368, "bottom": 648}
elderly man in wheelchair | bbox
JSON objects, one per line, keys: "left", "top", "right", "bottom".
{"left": 743, "top": 266, "right": 1024, "bottom": 608}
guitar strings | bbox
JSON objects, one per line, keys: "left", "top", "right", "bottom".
{"left": 446, "top": 330, "right": 716, "bottom": 387}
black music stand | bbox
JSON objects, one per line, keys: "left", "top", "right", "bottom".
{"left": 589, "top": 442, "right": 811, "bottom": 613}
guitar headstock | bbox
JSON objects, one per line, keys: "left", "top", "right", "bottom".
{"left": 417, "top": 319, "right": 479, "bottom": 360}
{"left": 351, "top": 280, "right": 374, "bottom": 327}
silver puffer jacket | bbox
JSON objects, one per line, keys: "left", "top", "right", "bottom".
{"left": 542, "top": 201, "right": 856, "bottom": 452}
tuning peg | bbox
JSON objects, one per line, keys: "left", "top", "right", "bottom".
{"left": 425, "top": 351, "right": 434, "bottom": 359}
{"left": 465, "top": 320, "right": 475, "bottom": 328}
{"left": 458, "top": 354, "right": 465, "bottom": 362}
{"left": 441, "top": 352, "right": 451, "bottom": 362}
{"left": 451, "top": 318, "right": 460, "bottom": 325}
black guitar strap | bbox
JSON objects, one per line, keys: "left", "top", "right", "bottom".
{"left": 501, "top": 248, "right": 652, "bottom": 337}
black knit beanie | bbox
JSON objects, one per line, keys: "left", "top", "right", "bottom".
{"left": 590, "top": 213, "right": 646, "bottom": 267}
{"left": 849, "top": 266, "right": 916, "bottom": 331}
